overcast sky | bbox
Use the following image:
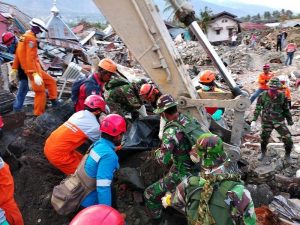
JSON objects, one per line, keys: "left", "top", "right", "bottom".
{"left": 210, "top": 0, "right": 300, "bottom": 13}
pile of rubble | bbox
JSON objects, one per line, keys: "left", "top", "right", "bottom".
{"left": 260, "top": 27, "right": 300, "bottom": 49}
{"left": 177, "top": 41, "right": 211, "bottom": 66}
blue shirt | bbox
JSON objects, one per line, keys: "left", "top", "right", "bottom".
{"left": 81, "top": 138, "right": 119, "bottom": 207}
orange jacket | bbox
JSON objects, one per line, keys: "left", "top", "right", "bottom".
{"left": 44, "top": 110, "right": 101, "bottom": 174}
{"left": 258, "top": 72, "right": 274, "bottom": 90}
{"left": 0, "top": 162, "right": 24, "bottom": 225}
{"left": 280, "top": 86, "right": 291, "bottom": 101}
{"left": 12, "top": 30, "right": 42, "bottom": 77}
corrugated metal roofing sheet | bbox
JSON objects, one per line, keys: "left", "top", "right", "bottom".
{"left": 41, "top": 14, "right": 79, "bottom": 41}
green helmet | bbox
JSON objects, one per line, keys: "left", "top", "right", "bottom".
{"left": 194, "top": 133, "right": 226, "bottom": 168}
{"left": 268, "top": 77, "right": 282, "bottom": 89}
{"left": 153, "top": 94, "right": 177, "bottom": 114}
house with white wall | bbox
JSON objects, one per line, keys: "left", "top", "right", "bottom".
{"left": 206, "top": 11, "right": 240, "bottom": 43}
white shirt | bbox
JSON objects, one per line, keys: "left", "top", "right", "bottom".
{"left": 68, "top": 110, "right": 101, "bottom": 142}
{"left": 231, "top": 35, "right": 237, "bottom": 42}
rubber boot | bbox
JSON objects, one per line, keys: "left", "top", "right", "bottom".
{"left": 258, "top": 143, "right": 267, "bottom": 161}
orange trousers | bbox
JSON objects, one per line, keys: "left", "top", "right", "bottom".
{"left": 28, "top": 70, "right": 57, "bottom": 116}
{"left": 44, "top": 147, "right": 83, "bottom": 175}
{"left": 0, "top": 164, "right": 24, "bottom": 225}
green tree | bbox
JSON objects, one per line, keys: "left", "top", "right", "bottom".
{"left": 251, "top": 13, "right": 261, "bottom": 22}
{"left": 281, "top": 9, "right": 286, "bottom": 16}
{"left": 272, "top": 10, "right": 280, "bottom": 19}
{"left": 245, "top": 15, "right": 251, "bottom": 21}
{"left": 264, "top": 11, "right": 271, "bottom": 20}
{"left": 286, "top": 10, "right": 293, "bottom": 19}
{"left": 294, "top": 13, "right": 300, "bottom": 19}
{"left": 198, "top": 6, "right": 213, "bottom": 33}
{"left": 257, "top": 13, "right": 261, "bottom": 20}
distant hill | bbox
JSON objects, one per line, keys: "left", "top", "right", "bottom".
{"left": 154, "top": 0, "right": 276, "bottom": 18}
{"left": 2, "top": 0, "right": 103, "bottom": 23}
{"left": 4, "top": 0, "right": 99, "bottom": 15}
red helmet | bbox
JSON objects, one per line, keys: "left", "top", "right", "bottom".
{"left": 263, "top": 64, "right": 270, "bottom": 70}
{"left": 100, "top": 114, "right": 126, "bottom": 136}
{"left": 84, "top": 95, "right": 106, "bottom": 112}
{"left": 2, "top": 32, "right": 15, "bottom": 46}
{"left": 139, "top": 83, "right": 156, "bottom": 98}
{"left": 69, "top": 205, "right": 125, "bottom": 225}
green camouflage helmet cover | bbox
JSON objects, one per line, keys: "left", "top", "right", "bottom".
{"left": 268, "top": 77, "right": 282, "bottom": 89}
{"left": 193, "top": 133, "right": 226, "bottom": 168}
{"left": 153, "top": 94, "right": 178, "bottom": 114}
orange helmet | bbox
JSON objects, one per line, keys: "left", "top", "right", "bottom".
{"left": 98, "top": 58, "right": 117, "bottom": 73}
{"left": 199, "top": 70, "right": 216, "bottom": 84}
{"left": 139, "top": 83, "right": 156, "bottom": 98}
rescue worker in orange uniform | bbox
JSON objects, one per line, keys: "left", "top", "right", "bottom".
{"left": 11, "top": 18, "right": 58, "bottom": 116}
{"left": 198, "top": 70, "right": 224, "bottom": 121}
{"left": 278, "top": 75, "right": 292, "bottom": 108}
{"left": 0, "top": 157, "right": 24, "bottom": 225}
{"left": 250, "top": 64, "right": 274, "bottom": 103}
{"left": 44, "top": 95, "right": 106, "bottom": 175}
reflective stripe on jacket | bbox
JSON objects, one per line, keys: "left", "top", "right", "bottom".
{"left": 81, "top": 138, "right": 119, "bottom": 207}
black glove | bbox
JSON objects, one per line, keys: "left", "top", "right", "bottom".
{"left": 287, "top": 120, "right": 294, "bottom": 126}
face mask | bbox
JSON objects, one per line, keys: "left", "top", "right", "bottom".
{"left": 201, "top": 84, "right": 212, "bottom": 91}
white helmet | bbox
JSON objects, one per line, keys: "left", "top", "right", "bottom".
{"left": 30, "top": 18, "right": 48, "bottom": 32}
{"left": 278, "top": 75, "right": 289, "bottom": 86}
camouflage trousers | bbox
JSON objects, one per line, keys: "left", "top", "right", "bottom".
{"left": 261, "top": 121, "right": 293, "bottom": 151}
{"left": 144, "top": 170, "right": 187, "bottom": 219}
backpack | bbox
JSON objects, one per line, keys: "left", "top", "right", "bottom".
{"left": 185, "top": 175, "right": 241, "bottom": 225}
{"left": 51, "top": 154, "right": 96, "bottom": 215}
{"left": 163, "top": 115, "right": 206, "bottom": 146}
{"left": 71, "top": 77, "right": 87, "bottom": 104}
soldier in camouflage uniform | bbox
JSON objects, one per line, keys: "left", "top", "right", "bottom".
{"left": 106, "top": 76, "right": 143, "bottom": 120}
{"left": 144, "top": 94, "right": 200, "bottom": 220}
{"left": 251, "top": 77, "right": 294, "bottom": 161}
{"left": 161, "top": 133, "right": 257, "bottom": 225}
